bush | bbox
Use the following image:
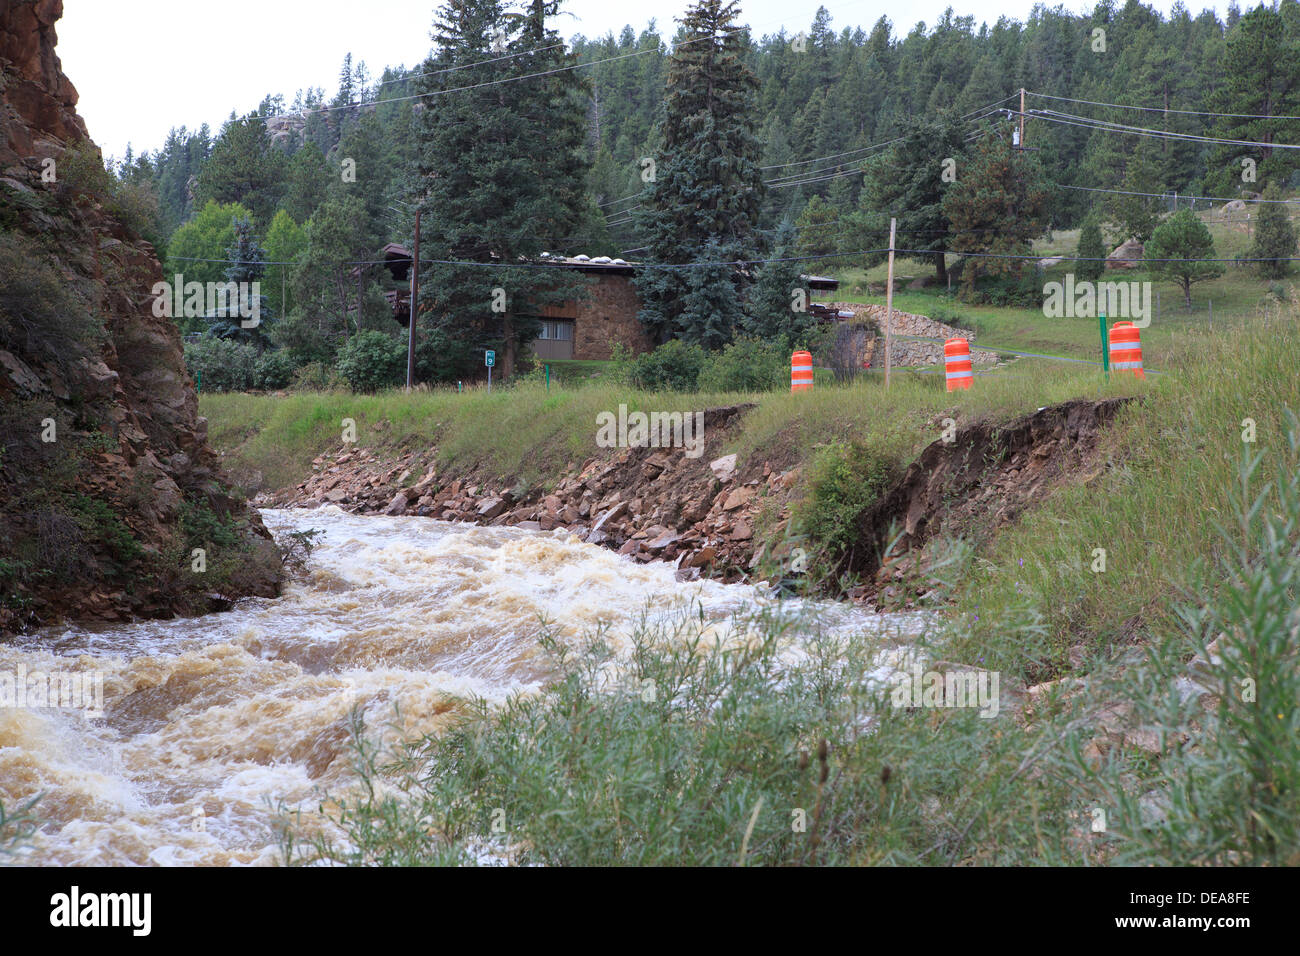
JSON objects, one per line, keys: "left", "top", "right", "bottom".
{"left": 107, "top": 180, "right": 164, "bottom": 249}
{"left": 620, "top": 339, "right": 707, "bottom": 391}
{"left": 289, "top": 361, "right": 344, "bottom": 392}
{"left": 960, "top": 269, "right": 1042, "bottom": 307}
{"left": 254, "top": 349, "right": 298, "bottom": 391}
{"left": 698, "top": 337, "right": 789, "bottom": 392}
{"left": 184, "top": 338, "right": 258, "bottom": 393}
{"left": 335, "top": 330, "right": 407, "bottom": 393}
{"left": 795, "top": 440, "right": 899, "bottom": 564}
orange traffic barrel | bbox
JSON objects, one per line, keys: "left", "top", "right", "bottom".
{"left": 944, "top": 338, "right": 972, "bottom": 391}
{"left": 1109, "top": 321, "right": 1145, "bottom": 380}
{"left": 791, "top": 350, "right": 813, "bottom": 391}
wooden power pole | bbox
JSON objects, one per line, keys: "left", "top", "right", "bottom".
{"left": 1019, "top": 87, "right": 1026, "bottom": 148}
{"left": 406, "top": 208, "right": 421, "bottom": 391}
{"left": 884, "top": 216, "right": 896, "bottom": 390}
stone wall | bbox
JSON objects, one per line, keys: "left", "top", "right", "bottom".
{"left": 572, "top": 273, "right": 654, "bottom": 360}
{"left": 825, "top": 303, "right": 998, "bottom": 368}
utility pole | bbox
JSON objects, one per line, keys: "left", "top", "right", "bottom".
{"left": 406, "top": 208, "right": 421, "bottom": 391}
{"left": 1019, "top": 87, "right": 1026, "bottom": 148}
{"left": 884, "top": 216, "right": 896, "bottom": 390}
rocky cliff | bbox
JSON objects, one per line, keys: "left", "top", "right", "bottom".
{"left": 0, "top": 0, "right": 280, "bottom": 631}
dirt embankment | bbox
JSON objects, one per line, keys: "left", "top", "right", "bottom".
{"left": 264, "top": 397, "right": 1133, "bottom": 603}
{"left": 270, "top": 404, "right": 792, "bottom": 582}
{"left": 845, "top": 398, "right": 1134, "bottom": 587}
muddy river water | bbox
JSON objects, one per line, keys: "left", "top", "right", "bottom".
{"left": 0, "top": 507, "right": 920, "bottom": 865}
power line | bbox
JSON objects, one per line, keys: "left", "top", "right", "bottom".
{"left": 1030, "top": 108, "right": 1300, "bottom": 151}
{"left": 1027, "top": 90, "right": 1300, "bottom": 123}
{"left": 260, "top": 26, "right": 752, "bottom": 123}
{"left": 1055, "top": 182, "right": 1300, "bottom": 205}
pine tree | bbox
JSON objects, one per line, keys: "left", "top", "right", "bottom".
{"left": 282, "top": 143, "right": 332, "bottom": 225}
{"left": 852, "top": 115, "right": 967, "bottom": 284}
{"left": 793, "top": 195, "right": 841, "bottom": 272}
{"left": 1206, "top": 5, "right": 1300, "bottom": 193}
{"left": 942, "top": 127, "right": 1048, "bottom": 290}
{"left": 413, "top": 0, "right": 592, "bottom": 380}
{"left": 1076, "top": 215, "right": 1106, "bottom": 282}
{"left": 1145, "top": 208, "right": 1224, "bottom": 308}
{"left": 634, "top": 0, "right": 765, "bottom": 348}
{"left": 1248, "top": 183, "right": 1298, "bottom": 279}
{"left": 195, "top": 113, "right": 286, "bottom": 227}
{"left": 1105, "top": 137, "right": 1165, "bottom": 243}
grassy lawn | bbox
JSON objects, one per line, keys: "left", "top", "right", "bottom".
{"left": 825, "top": 212, "right": 1292, "bottom": 368}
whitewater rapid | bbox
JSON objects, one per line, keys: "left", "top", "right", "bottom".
{"left": 0, "top": 507, "right": 920, "bottom": 865}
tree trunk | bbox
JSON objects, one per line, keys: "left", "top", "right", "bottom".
{"left": 1182, "top": 278, "right": 1192, "bottom": 310}
{"left": 934, "top": 250, "right": 948, "bottom": 286}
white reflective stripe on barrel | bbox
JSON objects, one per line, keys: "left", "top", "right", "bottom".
{"left": 945, "top": 369, "right": 973, "bottom": 379}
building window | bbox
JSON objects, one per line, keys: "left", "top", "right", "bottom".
{"left": 538, "top": 320, "right": 573, "bottom": 340}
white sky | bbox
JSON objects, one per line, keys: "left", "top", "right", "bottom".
{"left": 59, "top": 0, "right": 1223, "bottom": 160}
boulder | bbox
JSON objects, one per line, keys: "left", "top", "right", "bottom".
{"left": 477, "top": 497, "right": 507, "bottom": 520}
{"left": 1105, "top": 239, "right": 1144, "bottom": 269}
{"left": 709, "top": 453, "right": 738, "bottom": 482}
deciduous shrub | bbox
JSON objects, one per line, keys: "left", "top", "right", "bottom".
{"left": 697, "top": 337, "right": 788, "bottom": 392}
{"left": 619, "top": 339, "right": 707, "bottom": 391}
{"left": 335, "top": 330, "right": 407, "bottom": 393}
{"left": 183, "top": 338, "right": 258, "bottom": 393}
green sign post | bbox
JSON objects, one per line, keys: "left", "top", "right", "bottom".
{"left": 1099, "top": 312, "right": 1109, "bottom": 381}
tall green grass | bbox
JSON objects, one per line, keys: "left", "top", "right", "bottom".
{"left": 283, "top": 404, "right": 1300, "bottom": 866}
{"left": 946, "top": 311, "right": 1300, "bottom": 682}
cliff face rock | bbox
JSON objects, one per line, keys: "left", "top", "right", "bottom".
{"left": 0, "top": 0, "right": 280, "bottom": 632}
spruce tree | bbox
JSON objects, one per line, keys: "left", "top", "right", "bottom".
{"left": 634, "top": 0, "right": 765, "bottom": 348}
{"left": 208, "top": 217, "right": 272, "bottom": 347}
{"left": 413, "top": 0, "right": 592, "bottom": 380}
{"left": 743, "top": 219, "right": 813, "bottom": 341}
{"left": 1248, "top": 183, "right": 1298, "bottom": 279}
{"left": 1076, "top": 215, "right": 1106, "bottom": 282}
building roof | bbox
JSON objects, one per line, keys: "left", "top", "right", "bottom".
{"left": 376, "top": 244, "right": 838, "bottom": 289}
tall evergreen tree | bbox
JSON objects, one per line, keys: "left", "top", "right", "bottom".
{"left": 207, "top": 217, "right": 272, "bottom": 346}
{"left": 1206, "top": 5, "right": 1300, "bottom": 193}
{"left": 1248, "top": 183, "right": 1298, "bottom": 279}
{"left": 942, "top": 128, "right": 1049, "bottom": 290}
{"left": 744, "top": 218, "right": 815, "bottom": 341}
{"left": 852, "top": 115, "right": 967, "bottom": 284}
{"left": 634, "top": 0, "right": 765, "bottom": 348}
{"left": 413, "top": 0, "right": 593, "bottom": 380}
{"left": 195, "top": 113, "right": 286, "bottom": 226}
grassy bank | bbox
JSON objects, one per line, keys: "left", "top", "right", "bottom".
{"left": 222, "top": 306, "right": 1300, "bottom": 865}
{"left": 946, "top": 311, "right": 1300, "bottom": 683}
{"left": 204, "top": 354, "right": 1141, "bottom": 491}
{"left": 284, "top": 423, "right": 1300, "bottom": 865}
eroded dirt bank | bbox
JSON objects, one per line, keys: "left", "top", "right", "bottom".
{"left": 259, "top": 397, "right": 1134, "bottom": 604}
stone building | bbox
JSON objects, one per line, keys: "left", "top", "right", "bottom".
{"left": 530, "top": 255, "right": 650, "bottom": 361}
{"left": 376, "top": 246, "right": 838, "bottom": 366}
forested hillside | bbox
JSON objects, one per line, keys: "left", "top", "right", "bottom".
{"left": 106, "top": 0, "right": 1300, "bottom": 384}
